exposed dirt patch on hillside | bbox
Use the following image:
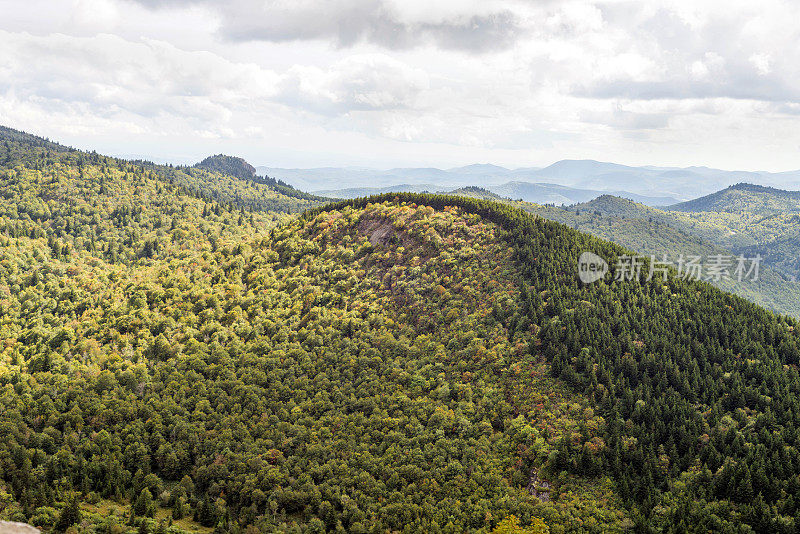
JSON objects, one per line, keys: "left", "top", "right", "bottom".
{"left": 358, "top": 216, "right": 419, "bottom": 250}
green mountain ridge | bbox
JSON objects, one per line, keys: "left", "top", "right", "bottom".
{"left": 195, "top": 154, "right": 257, "bottom": 181}
{"left": 444, "top": 186, "right": 506, "bottom": 201}
{"left": 515, "top": 194, "right": 800, "bottom": 317}
{"left": 2, "top": 127, "right": 800, "bottom": 533}
{"left": 670, "top": 183, "right": 800, "bottom": 214}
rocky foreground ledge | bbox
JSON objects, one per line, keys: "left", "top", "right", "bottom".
{"left": 0, "top": 522, "right": 39, "bottom": 534}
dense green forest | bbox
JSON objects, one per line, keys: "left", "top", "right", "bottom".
{"left": 670, "top": 183, "right": 800, "bottom": 214}
{"left": 503, "top": 194, "right": 800, "bottom": 318}
{"left": 195, "top": 155, "right": 258, "bottom": 181}
{"left": 668, "top": 185, "right": 800, "bottom": 283}
{"left": 193, "top": 155, "right": 327, "bottom": 203}
{"left": 588, "top": 187, "right": 800, "bottom": 283}
{"left": 0, "top": 127, "right": 627, "bottom": 533}
{"left": 3, "top": 126, "right": 800, "bottom": 533}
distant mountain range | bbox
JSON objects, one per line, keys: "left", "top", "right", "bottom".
{"left": 489, "top": 181, "right": 680, "bottom": 206}
{"left": 312, "top": 181, "right": 679, "bottom": 206}
{"left": 258, "top": 159, "right": 800, "bottom": 206}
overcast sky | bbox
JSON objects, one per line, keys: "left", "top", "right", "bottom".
{"left": 1, "top": 0, "right": 800, "bottom": 170}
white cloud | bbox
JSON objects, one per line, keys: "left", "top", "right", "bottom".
{"left": 69, "top": 0, "right": 121, "bottom": 31}
{"left": 129, "top": 0, "right": 526, "bottom": 52}
{"left": 2, "top": 0, "right": 800, "bottom": 170}
{"left": 750, "top": 53, "right": 772, "bottom": 76}
{"left": 0, "top": 30, "right": 283, "bottom": 139}
{"left": 276, "top": 54, "right": 429, "bottom": 114}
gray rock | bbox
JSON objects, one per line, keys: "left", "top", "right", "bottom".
{"left": 0, "top": 522, "right": 39, "bottom": 534}
{"left": 527, "top": 469, "right": 552, "bottom": 502}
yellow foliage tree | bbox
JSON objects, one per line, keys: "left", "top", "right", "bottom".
{"left": 492, "top": 515, "right": 549, "bottom": 534}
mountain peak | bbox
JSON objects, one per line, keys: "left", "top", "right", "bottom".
{"left": 581, "top": 194, "right": 641, "bottom": 209}
{"left": 727, "top": 182, "right": 776, "bottom": 192}
{"left": 446, "top": 163, "right": 510, "bottom": 174}
{"left": 195, "top": 154, "right": 256, "bottom": 180}
{"left": 671, "top": 181, "right": 800, "bottom": 213}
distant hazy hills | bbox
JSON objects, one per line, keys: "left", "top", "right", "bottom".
{"left": 670, "top": 183, "right": 800, "bottom": 213}
{"left": 312, "top": 183, "right": 438, "bottom": 198}
{"left": 259, "top": 159, "right": 800, "bottom": 207}
{"left": 490, "top": 181, "right": 680, "bottom": 206}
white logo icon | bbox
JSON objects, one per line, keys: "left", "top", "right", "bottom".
{"left": 578, "top": 252, "right": 608, "bottom": 284}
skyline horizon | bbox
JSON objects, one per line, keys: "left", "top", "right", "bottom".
{"left": 5, "top": 1, "right": 800, "bottom": 174}
{"left": 28, "top": 126, "right": 797, "bottom": 176}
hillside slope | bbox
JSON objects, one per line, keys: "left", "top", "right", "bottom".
{"left": 312, "top": 194, "right": 800, "bottom": 533}
{"left": 665, "top": 184, "right": 800, "bottom": 280}
{"left": 2, "top": 129, "right": 800, "bottom": 532}
{"left": 670, "top": 183, "right": 800, "bottom": 214}
{"left": 451, "top": 194, "right": 800, "bottom": 318}
{"left": 195, "top": 154, "right": 257, "bottom": 180}
{"left": 564, "top": 188, "right": 800, "bottom": 285}
{"left": 0, "top": 128, "right": 628, "bottom": 533}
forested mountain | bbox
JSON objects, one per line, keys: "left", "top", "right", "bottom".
{"left": 3, "top": 127, "right": 800, "bottom": 533}
{"left": 0, "top": 127, "right": 629, "bottom": 533}
{"left": 191, "top": 154, "right": 327, "bottom": 203}
{"left": 662, "top": 184, "right": 800, "bottom": 281}
{"left": 670, "top": 183, "right": 800, "bottom": 214}
{"left": 624, "top": 188, "right": 800, "bottom": 283}
{"left": 445, "top": 187, "right": 506, "bottom": 201}
{"left": 195, "top": 155, "right": 257, "bottom": 181}
{"left": 516, "top": 195, "right": 800, "bottom": 317}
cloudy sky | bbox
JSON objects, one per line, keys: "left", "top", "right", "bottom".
{"left": 1, "top": 0, "right": 800, "bottom": 170}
